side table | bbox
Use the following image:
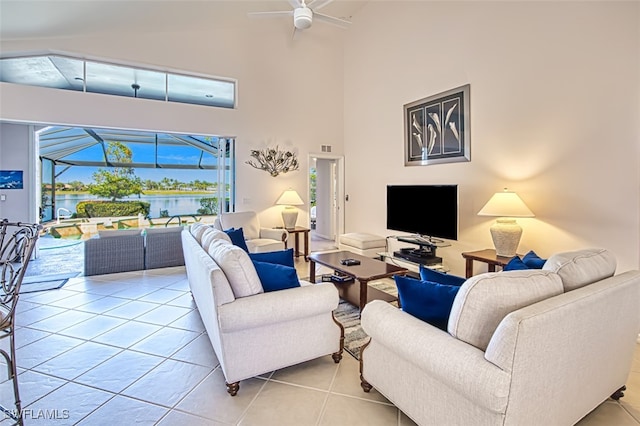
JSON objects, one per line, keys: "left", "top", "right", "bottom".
{"left": 461, "top": 249, "right": 518, "bottom": 278}
{"left": 281, "top": 226, "right": 310, "bottom": 261}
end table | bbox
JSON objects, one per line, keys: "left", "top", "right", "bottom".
{"left": 461, "top": 249, "right": 518, "bottom": 278}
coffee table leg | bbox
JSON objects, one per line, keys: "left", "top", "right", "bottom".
{"left": 358, "top": 279, "right": 369, "bottom": 311}
{"left": 309, "top": 260, "right": 316, "bottom": 284}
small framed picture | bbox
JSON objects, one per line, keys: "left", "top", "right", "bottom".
{"left": 404, "top": 84, "right": 471, "bottom": 166}
{"left": 0, "top": 170, "right": 23, "bottom": 189}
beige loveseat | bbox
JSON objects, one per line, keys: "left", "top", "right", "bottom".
{"left": 213, "top": 211, "right": 288, "bottom": 253}
{"left": 360, "top": 248, "right": 640, "bottom": 425}
{"left": 181, "top": 225, "right": 343, "bottom": 396}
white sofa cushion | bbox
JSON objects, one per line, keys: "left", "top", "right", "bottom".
{"left": 448, "top": 270, "right": 563, "bottom": 351}
{"left": 542, "top": 248, "right": 616, "bottom": 291}
{"left": 201, "top": 228, "right": 232, "bottom": 251}
{"left": 207, "top": 239, "right": 263, "bottom": 298}
{"left": 190, "top": 222, "right": 210, "bottom": 243}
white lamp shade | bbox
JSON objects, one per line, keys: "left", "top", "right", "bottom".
{"left": 275, "top": 189, "right": 304, "bottom": 229}
{"left": 477, "top": 190, "right": 534, "bottom": 217}
{"left": 275, "top": 189, "right": 304, "bottom": 206}
{"left": 478, "top": 189, "right": 534, "bottom": 258}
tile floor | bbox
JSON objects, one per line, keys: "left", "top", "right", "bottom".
{"left": 1, "top": 252, "right": 638, "bottom": 424}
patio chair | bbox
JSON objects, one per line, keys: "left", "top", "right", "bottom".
{"left": 0, "top": 219, "right": 41, "bottom": 425}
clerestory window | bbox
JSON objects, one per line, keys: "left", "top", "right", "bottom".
{"left": 0, "top": 52, "right": 236, "bottom": 108}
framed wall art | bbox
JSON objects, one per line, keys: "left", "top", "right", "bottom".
{"left": 404, "top": 84, "right": 470, "bottom": 166}
{"left": 0, "top": 170, "right": 23, "bottom": 189}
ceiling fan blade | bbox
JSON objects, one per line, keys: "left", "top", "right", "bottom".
{"left": 308, "top": 0, "right": 333, "bottom": 11}
{"left": 287, "top": 0, "right": 302, "bottom": 8}
{"left": 248, "top": 10, "right": 294, "bottom": 19}
{"left": 314, "top": 12, "right": 351, "bottom": 28}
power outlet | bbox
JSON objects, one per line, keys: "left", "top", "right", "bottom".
{"left": 0, "top": 194, "right": 6, "bottom": 201}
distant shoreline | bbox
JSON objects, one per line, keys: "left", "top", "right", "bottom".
{"left": 55, "top": 190, "right": 216, "bottom": 196}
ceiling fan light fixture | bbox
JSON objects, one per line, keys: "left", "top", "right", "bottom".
{"left": 294, "top": 7, "right": 313, "bottom": 29}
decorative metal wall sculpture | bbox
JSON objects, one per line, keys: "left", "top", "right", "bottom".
{"left": 246, "top": 146, "right": 299, "bottom": 177}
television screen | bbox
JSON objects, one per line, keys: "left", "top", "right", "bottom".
{"left": 386, "top": 185, "right": 458, "bottom": 241}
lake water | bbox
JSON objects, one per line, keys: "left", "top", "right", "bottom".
{"left": 55, "top": 193, "right": 215, "bottom": 218}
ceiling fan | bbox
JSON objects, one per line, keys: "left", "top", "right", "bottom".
{"left": 248, "top": 0, "right": 351, "bottom": 32}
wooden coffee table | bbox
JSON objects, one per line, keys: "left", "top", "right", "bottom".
{"left": 309, "top": 251, "right": 408, "bottom": 311}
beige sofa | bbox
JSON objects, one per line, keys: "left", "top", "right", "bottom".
{"left": 360, "top": 248, "right": 640, "bottom": 425}
{"left": 181, "top": 226, "right": 343, "bottom": 396}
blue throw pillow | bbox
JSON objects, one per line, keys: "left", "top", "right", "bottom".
{"left": 252, "top": 260, "right": 300, "bottom": 292}
{"left": 522, "top": 250, "right": 546, "bottom": 269}
{"left": 419, "top": 265, "right": 465, "bottom": 287}
{"left": 249, "top": 248, "right": 295, "bottom": 268}
{"left": 503, "top": 256, "right": 529, "bottom": 271}
{"left": 224, "top": 227, "right": 249, "bottom": 252}
{"left": 394, "top": 274, "right": 461, "bottom": 331}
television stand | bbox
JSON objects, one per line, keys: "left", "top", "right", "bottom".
{"left": 391, "top": 236, "right": 448, "bottom": 266}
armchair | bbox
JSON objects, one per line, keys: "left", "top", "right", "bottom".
{"left": 214, "top": 211, "right": 287, "bottom": 253}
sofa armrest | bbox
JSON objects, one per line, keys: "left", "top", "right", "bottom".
{"left": 260, "top": 227, "right": 288, "bottom": 242}
{"left": 218, "top": 282, "right": 338, "bottom": 332}
{"left": 361, "top": 300, "right": 510, "bottom": 412}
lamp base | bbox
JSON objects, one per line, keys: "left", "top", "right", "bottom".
{"left": 489, "top": 218, "right": 522, "bottom": 258}
{"left": 281, "top": 208, "right": 298, "bottom": 229}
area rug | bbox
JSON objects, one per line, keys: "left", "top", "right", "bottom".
{"left": 19, "top": 272, "right": 79, "bottom": 294}
{"left": 332, "top": 278, "right": 399, "bottom": 360}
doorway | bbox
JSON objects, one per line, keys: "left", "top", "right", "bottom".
{"left": 308, "top": 154, "right": 344, "bottom": 251}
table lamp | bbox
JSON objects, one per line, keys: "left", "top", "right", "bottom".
{"left": 477, "top": 188, "right": 534, "bottom": 257}
{"left": 275, "top": 188, "right": 304, "bottom": 229}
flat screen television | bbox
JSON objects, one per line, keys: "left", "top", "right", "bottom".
{"left": 386, "top": 184, "right": 458, "bottom": 241}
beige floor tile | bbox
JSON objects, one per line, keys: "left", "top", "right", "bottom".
{"left": 621, "top": 400, "right": 640, "bottom": 423}
{"left": 166, "top": 292, "right": 197, "bottom": 309}
{"left": 138, "top": 288, "right": 185, "bottom": 304}
{"left": 176, "top": 369, "right": 266, "bottom": 423}
{"left": 58, "top": 314, "right": 127, "bottom": 340}
{"left": 239, "top": 381, "right": 327, "bottom": 426}
{"left": 14, "top": 370, "right": 66, "bottom": 407}
{"left": 15, "top": 300, "right": 41, "bottom": 314}
{"left": 110, "top": 284, "right": 164, "bottom": 300}
{"left": 164, "top": 279, "right": 191, "bottom": 292}
{"left": 91, "top": 320, "right": 162, "bottom": 348}
{"left": 168, "top": 310, "right": 206, "bottom": 332}
{"left": 270, "top": 355, "right": 340, "bottom": 391}
{"left": 81, "top": 282, "right": 136, "bottom": 296}
{"left": 76, "top": 394, "right": 168, "bottom": 426}
{"left": 24, "top": 382, "right": 113, "bottom": 425}
{"left": 27, "top": 309, "right": 95, "bottom": 333}
{"left": 170, "top": 334, "right": 220, "bottom": 368}
{"left": 15, "top": 334, "right": 84, "bottom": 369}
{"left": 73, "top": 295, "right": 131, "bottom": 314}
{"left": 20, "top": 289, "right": 82, "bottom": 305}
{"left": 75, "top": 350, "right": 164, "bottom": 393}
{"left": 31, "top": 341, "right": 121, "bottom": 380}
{"left": 13, "top": 327, "right": 51, "bottom": 349}
{"left": 135, "top": 304, "right": 192, "bottom": 326}
{"left": 576, "top": 400, "right": 639, "bottom": 426}
{"left": 101, "top": 299, "right": 160, "bottom": 319}
{"left": 122, "top": 358, "right": 212, "bottom": 408}
{"left": 47, "top": 292, "right": 106, "bottom": 309}
{"left": 15, "top": 304, "right": 67, "bottom": 327}
{"left": 156, "top": 410, "right": 226, "bottom": 426}
{"left": 330, "top": 353, "right": 390, "bottom": 404}
{"left": 319, "top": 393, "right": 398, "bottom": 426}
{"left": 130, "top": 326, "right": 200, "bottom": 357}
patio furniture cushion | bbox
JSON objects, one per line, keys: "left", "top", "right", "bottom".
{"left": 98, "top": 229, "right": 141, "bottom": 238}
{"left": 207, "top": 239, "right": 263, "bottom": 298}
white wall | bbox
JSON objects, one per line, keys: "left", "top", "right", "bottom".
{"left": 0, "top": 122, "right": 35, "bottom": 222}
{"left": 343, "top": 1, "right": 640, "bottom": 275}
{"left": 0, "top": 22, "right": 346, "bottom": 228}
